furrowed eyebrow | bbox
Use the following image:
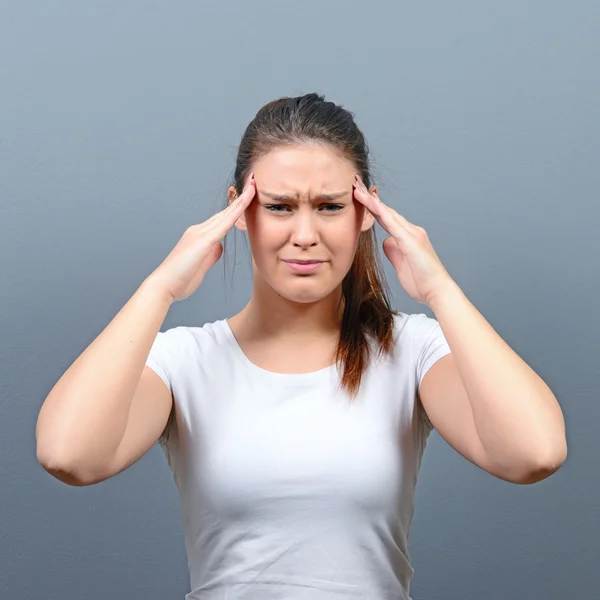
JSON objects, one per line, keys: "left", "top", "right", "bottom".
{"left": 260, "top": 191, "right": 350, "bottom": 202}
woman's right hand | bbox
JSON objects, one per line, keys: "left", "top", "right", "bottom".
{"left": 147, "top": 174, "right": 256, "bottom": 303}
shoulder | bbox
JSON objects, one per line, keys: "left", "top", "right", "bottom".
{"left": 146, "top": 319, "right": 231, "bottom": 386}
{"left": 390, "top": 310, "right": 441, "bottom": 344}
{"left": 149, "top": 325, "right": 194, "bottom": 359}
{"left": 153, "top": 318, "right": 230, "bottom": 356}
{"left": 387, "top": 311, "right": 449, "bottom": 377}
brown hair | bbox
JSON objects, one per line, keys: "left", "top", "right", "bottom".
{"left": 223, "top": 93, "right": 398, "bottom": 402}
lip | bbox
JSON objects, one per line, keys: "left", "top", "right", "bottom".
{"left": 282, "top": 259, "right": 325, "bottom": 273}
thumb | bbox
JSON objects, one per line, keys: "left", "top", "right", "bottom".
{"left": 201, "top": 241, "right": 224, "bottom": 272}
{"left": 382, "top": 236, "right": 404, "bottom": 269}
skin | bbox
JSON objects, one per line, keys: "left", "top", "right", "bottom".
{"left": 226, "top": 142, "right": 377, "bottom": 348}
{"left": 225, "top": 143, "right": 568, "bottom": 481}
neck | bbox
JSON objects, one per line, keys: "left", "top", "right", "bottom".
{"left": 236, "top": 277, "right": 345, "bottom": 341}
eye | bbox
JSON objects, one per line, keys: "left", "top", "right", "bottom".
{"left": 265, "top": 204, "right": 344, "bottom": 213}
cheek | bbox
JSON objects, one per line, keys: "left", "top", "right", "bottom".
{"left": 245, "top": 206, "right": 268, "bottom": 235}
{"left": 245, "top": 210, "right": 285, "bottom": 252}
{"left": 334, "top": 210, "right": 363, "bottom": 242}
{"left": 352, "top": 201, "right": 369, "bottom": 227}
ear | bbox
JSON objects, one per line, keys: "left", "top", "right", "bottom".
{"left": 228, "top": 185, "right": 248, "bottom": 232}
{"left": 359, "top": 184, "right": 378, "bottom": 233}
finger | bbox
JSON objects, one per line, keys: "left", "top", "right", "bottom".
{"left": 353, "top": 182, "right": 381, "bottom": 214}
{"left": 353, "top": 180, "right": 403, "bottom": 238}
{"left": 203, "top": 174, "right": 255, "bottom": 229}
{"left": 212, "top": 174, "right": 256, "bottom": 235}
{"left": 227, "top": 174, "right": 256, "bottom": 213}
{"left": 392, "top": 211, "right": 420, "bottom": 233}
{"left": 354, "top": 175, "right": 419, "bottom": 235}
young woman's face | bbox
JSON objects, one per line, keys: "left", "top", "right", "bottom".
{"left": 229, "top": 143, "right": 376, "bottom": 304}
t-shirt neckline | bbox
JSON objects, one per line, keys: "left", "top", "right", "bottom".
{"left": 220, "top": 318, "right": 338, "bottom": 385}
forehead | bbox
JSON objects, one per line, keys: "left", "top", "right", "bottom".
{"left": 252, "top": 144, "right": 356, "bottom": 188}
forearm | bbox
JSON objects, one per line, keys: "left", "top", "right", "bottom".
{"left": 36, "top": 276, "right": 174, "bottom": 472}
{"left": 428, "top": 280, "right": 567, "bottom": 471}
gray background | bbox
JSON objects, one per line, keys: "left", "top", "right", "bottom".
{"left": 1, "top": 1, "right": 598, "bottom": 598}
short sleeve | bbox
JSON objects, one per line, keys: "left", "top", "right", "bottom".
{"left": 412, "top": 313, "right": 452, "bottom": 431}
{"left": 145, "top": 327, "right": 186, "bottom": 448}
{"left": 145, "top": 330, "right": 176, "bottom": 394}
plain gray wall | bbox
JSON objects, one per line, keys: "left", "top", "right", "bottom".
{"left": 1, "top": 1, "right": 598, "bottom": 598}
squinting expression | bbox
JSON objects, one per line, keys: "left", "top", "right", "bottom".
{"left": 231, "top": 143, "right": 376, "bottom": 303}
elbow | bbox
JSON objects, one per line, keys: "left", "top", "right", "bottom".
{"left": 513, "top": 440, "right": 568, "bottom": 485}
{"left": 41, "top": 463, "right": 91, "bottom": 487}
{"left": 540, "top": 432, "right": 568, "bottom": 474}
{"left": 37, "top": 446, "right": 93, "bottom": 487}
{"left": 38, "top": 457, "right": 88, "bottom": 487}
{"left": 36, "top": 425, "right": 95, "bottom": 486}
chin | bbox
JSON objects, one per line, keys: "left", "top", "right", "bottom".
{"left": 277, "top": 285, "right": 325, "bottom": 303}
{"left": 254, "top": 260, "right": 344, "bottom": 302}
{"left": 275, "top": 279, "right": 341, "bottom": 304}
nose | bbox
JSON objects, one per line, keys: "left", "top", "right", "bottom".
{"left": 290, "top": 210, "right": 320, "bottom": 248}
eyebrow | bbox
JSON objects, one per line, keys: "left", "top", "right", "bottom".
{"left": 259, "top": 190, "right": 350, "bottom": 202}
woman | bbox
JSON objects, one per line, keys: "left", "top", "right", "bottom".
{"left": 36, "top": 93, "right": 567, "bottom": 599}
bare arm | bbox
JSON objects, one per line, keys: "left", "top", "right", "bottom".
{"left": 36, "top": 276, "right": 174, "bottom": 485}
{"left": 36, "top": 173, "right": 258, "bottom": 486}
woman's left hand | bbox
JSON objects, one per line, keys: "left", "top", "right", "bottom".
{"left": 353, "top": 174, "right": 455, "bottom": 307}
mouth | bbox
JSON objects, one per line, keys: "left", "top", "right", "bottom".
{"left": 282, "top": 260, "right": 324, "bottom": 264}
{"left": 282, "top": 259, "right": 325, "bottom": 273}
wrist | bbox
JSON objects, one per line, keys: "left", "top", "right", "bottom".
{"left": 426, "top": 279, "right": 462, "bottom": 312}
{"left": 140, "top": 275, "right": 176, "bottom": 307}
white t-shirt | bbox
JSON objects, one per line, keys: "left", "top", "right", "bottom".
{"left": 145, "top": 311, "right": 451, "bottom": 600}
